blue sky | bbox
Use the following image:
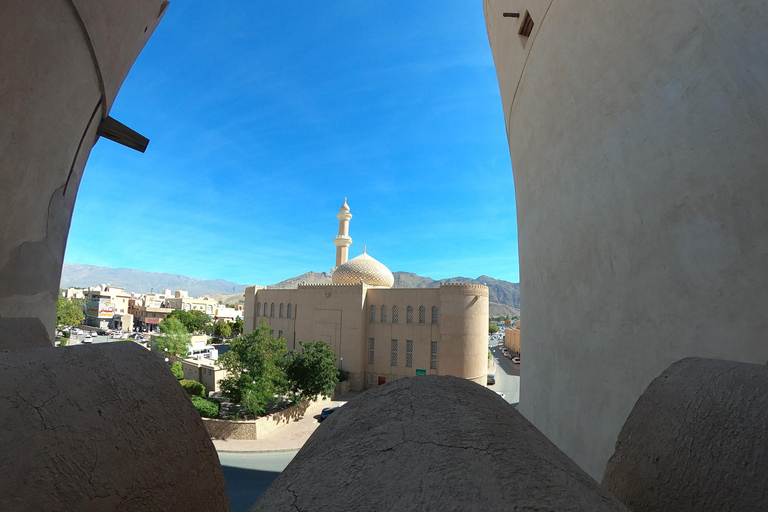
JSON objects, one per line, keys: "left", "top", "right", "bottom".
{"left": 64, "top": 1, "right": 519, "bottom": 286}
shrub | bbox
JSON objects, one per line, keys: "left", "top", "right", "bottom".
{"left": 180, "top": 379, "right": 206, "bottom": 397}
{"left": 191, "top": 395, "right": 219, "bottom": 418}
{"left": 59, "top": 337, "right": 68, "bottom": 347}
{"left": 171, "top": 361, "right": 184, "bottom": 380}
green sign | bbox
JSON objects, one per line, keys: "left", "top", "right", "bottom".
{"left": 415, "top": 369, "right": 427, "bottom": 376}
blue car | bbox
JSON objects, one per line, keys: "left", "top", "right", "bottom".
{"left": 319, "top": 407, "right": 340, "bottom": 422}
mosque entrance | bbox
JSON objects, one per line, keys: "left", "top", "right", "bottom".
{"left": 378, "top": 376, "right": 386, "bottom": 386}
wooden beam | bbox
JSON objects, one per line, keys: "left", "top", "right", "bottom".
{"left": 97, "top": 116, "right": 149, "bottom": 153}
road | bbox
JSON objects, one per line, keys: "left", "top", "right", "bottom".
{"left": 487, "top": 335, "right": 520, "bottom": 407}
{"left": 218, "top": 451, "right": 297, "bottom": 512}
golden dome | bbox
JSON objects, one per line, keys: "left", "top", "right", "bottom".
{"left": 332, "top": 249, "right": 394, "bottom": 288}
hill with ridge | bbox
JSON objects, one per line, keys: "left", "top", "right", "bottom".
{"left": 62, "top": 264, "right": 520, "bottom": 315}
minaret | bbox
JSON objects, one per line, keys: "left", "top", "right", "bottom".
{"left": 331, "top": 198, "right": 352, "bottom": 274}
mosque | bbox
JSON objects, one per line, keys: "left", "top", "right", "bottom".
{"left": 244, "top": 199, "right": 489, "bottom": 391}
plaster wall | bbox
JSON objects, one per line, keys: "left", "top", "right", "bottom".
{"left": 0, "top": 0, "right": 167, "bottom": 347}
{"left": 438, "top": 283, "right": 490, "bottom": 384}
{"left": 484, "top": 0, "right": 768, "bottom": 478}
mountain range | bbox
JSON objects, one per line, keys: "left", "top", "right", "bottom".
{"left": 61, "top": 263, "right": 520, "bottom": 316}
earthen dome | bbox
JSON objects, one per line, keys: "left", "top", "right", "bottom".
{"left": 332, "top": 251, "right": 394, "bottom": 288}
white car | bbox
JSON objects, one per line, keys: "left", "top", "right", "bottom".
{"left": 512, "top": 356, "right": 521, "bottom": 364}
{"left": 82, "top": 334, "right": 92, "bottom": 343}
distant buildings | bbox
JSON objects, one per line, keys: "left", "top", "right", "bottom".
{"left": 245, "top": 200, "right": 489, "bottom": 391}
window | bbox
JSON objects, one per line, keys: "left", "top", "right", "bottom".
{"left": 368, "top": 372, "right": 374, "bottom": 385}
{"left": 392, "top": 305, "right": 399, "bottom": 323}
{"left": 431, "top": 306, "right": 438, "bottom": 324}
{"left": 256, "top": 302, "right": 261, "bottom": 316}
{"left": 406, "top": 340, "right": 413, "bottom": 367}
{"left": 407, "top": 306, "right": 413, "bottom": 324}
{"left": 270, "top": 303, "right": 275, "bottom": 317}
{"left": 278, "top": 330, "right": 283, "bottom": 338}
{"left": 369, "top": 305, "right": 376, "bottom": 323}
{"left": 287, "top": 303, "right": 292, "bottom": 318}
{"left": 430, "top": 341, "right": 438, "bottom": 369}
{"left": 519, "top": 10, "right": 534, "bottom": 37}
{"left": 391, "top": 339, "right": 398, "bottom": 366}
{"left": 271, "top": 330, "right": 274, "bottom": 336}
{"left": 419, "top": 306, "right": 426, "bottom": 324}
{"left": 279, "top": 303, "right": 284, "bottom": 318}
{"left": 368, "top": 338, "right": 375, "bottom": 364}
{"left": 381, "top": 305, "right": 387, "bottom": 323}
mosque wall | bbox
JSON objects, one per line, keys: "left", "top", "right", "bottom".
{"left": 0, "top": 0, "right": 168, "bottom": 347}
{"left": 485, "top": 0, "right": 768, "bottom": 479}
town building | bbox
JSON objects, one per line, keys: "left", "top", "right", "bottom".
{"left": 83, "top": 285, "right": 132, "bottom": 331}
{"left": 244, "top": 200, "right": 489, "bottom": 391}
{"left": 504, "top": 323, "right": 520, "bottom": 357}
{"left": 163, "top": 290, "right": 218, "bottom": 315}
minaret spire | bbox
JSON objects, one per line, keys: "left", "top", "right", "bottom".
{"left": 331, "top": 198, "right": 353, "bottom": 274}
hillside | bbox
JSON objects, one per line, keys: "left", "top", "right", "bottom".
{"left": 62, "top": 264, "right": 520, "bottom": 315}
{"left": 61, "top": 263, "right": 246, "bottom": 297}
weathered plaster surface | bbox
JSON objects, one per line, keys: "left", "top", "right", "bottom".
{"left": 0, "top": 0, "right": 167, "bottom": 344}
{"left": 251, "top": 375, "right": 627, "bottom": 511}
{"left": 484, "top": 0, "right": 768, "bottom": 478}
{"left": 603, "top": 357, "right": 768, "bottom": 512}
{"left": 0, "top": 342, "right": 230, "bottom": 511}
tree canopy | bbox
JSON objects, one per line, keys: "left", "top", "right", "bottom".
{"left": 286, "top": 341, "right": 339, "bottom": 403}
{"left": 154, "top": 317, "right": 191, "bottom": 358}
{"left": 489, "top": 322, "right": 499, "bottom": 334}
{"left": 56, "top": 296, "right": 84, "bottom": 327}
{"left": 218, "top": 323, "right": 340, "bottom": 417}
{"left": 166, "top": 308, "right": 211, "bottom": 334}
{"left": 214, "top": 321, "right": 232, "bottom": 338}
{"left": 218, "top": 322, "right": 289, "bottom": 417}
{"left": 231, "top": 317, "right": 244, "bottom": 336}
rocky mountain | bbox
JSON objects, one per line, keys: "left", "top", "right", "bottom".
{"left": 61, "top": 263, "right": 246, "bottom": 297}
{"left": 62, "top": 264, "right": 520, "bottom": 315}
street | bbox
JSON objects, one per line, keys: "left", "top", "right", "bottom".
{"left": 487, "top": 335, "right": 520, "bottom": 406}
{"left": 218, "top": 451, "right": 297, "bottom": 512}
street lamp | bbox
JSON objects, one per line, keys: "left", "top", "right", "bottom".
{"left": 339, "top": 357, "right": 343, "bottom": 372}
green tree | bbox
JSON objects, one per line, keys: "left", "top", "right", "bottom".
{"left": 231, "top": 316, "right": 244, "bottom": 336}
{"left": 214, "top": 321, "right": 232, "bottom": 338}
{"left": 286, "top": 341, "right": 339, "bottom": 403}
{"left": 154, "top": 317, "right": 191, "bottom": 358}
{"left": 166, "top": 309, "right": 212, "bottom": 334}
{"left": 489, "top": 322, "right": 499, "bottom": 334}
{"left": 171, "top": 361, "right": 184, "bottom": 380}
{"left": 218, "top": 322, "right": 289, "bottom": 417}
{"left": 56, "top": 296, "right": 84, "bottom": 327}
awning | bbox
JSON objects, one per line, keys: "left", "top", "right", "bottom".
{"left": 145, "top": 318, "right": 160, "bottom": 324}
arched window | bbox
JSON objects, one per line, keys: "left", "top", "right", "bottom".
{"left": 431, "top": 306, "right": 438, "bottom": 324}
{"left": 287, "top": 303, "right": 292, "bottom": 318}
{"left": 279, "top": 303, "right": 284, "bottom": 318}
{"left": 184, "top": 303, "right": 191, "bottom": 311}
{"left": 381, "top": 305, "right": 387, "bottom": 323}
{"left": 392, "top": 305, "right": 399, "bottom": 323}
{"left": 419, "top": 306, "right": 426, "bottom": 324}
{"left": 406, "top": 306, "right": 413, "bottom": 324}
{"left": 256, "top": 302, "right": 261, "bottom": 316}
{"left": 369, "top": 305, "right": 376, "bottom": 323}
{"left": 270, "top": 303, "right": 275, "bottom": 317}
{"left": 206, "top": 304, "right": 213, "bottom": 314}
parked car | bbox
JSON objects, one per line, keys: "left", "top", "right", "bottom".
{"left": 487, "top": 373, "right": 496, "bottom": 385}
{"left": 319, "top": 406, "right": 341, "bottom": 422}
{"left": 512, "top": 356, "right": 521, "bottom": 364}
{"left": 82, "top": 334, "right": 92, "bottom": 343}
